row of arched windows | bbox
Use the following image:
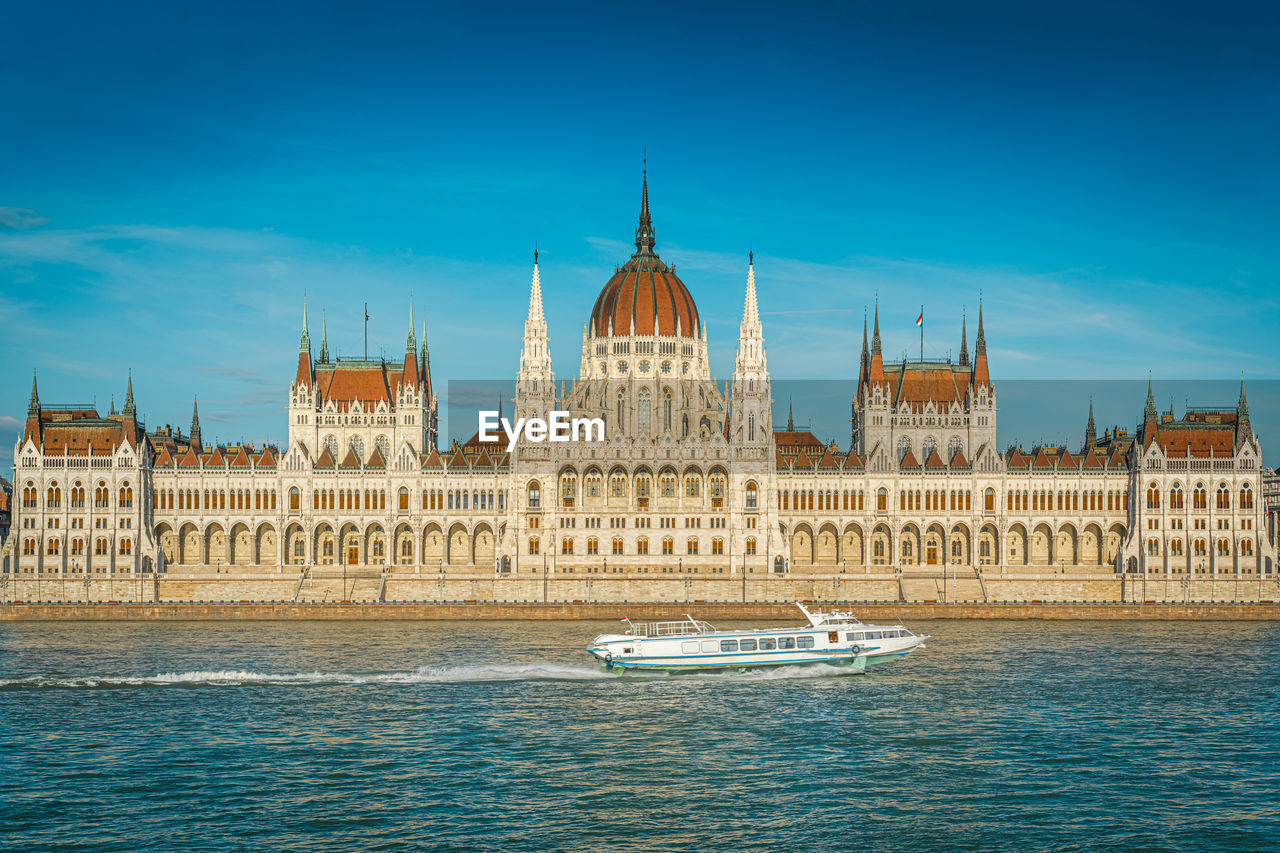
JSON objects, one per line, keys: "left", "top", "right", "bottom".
{"left": 24, "top": 481, "right": 132, "bottom": 510}
{"left": 551, "top": 536, "right": 734, "bottom": 558}
{"left": 22, "top": 536, "right": 130, "bottom": 558}
{"left": 1148, "top": 482, "right": 1252, "bottom": 511}
{"left": 159, "top": 488, "right": 277, "bottom": 511}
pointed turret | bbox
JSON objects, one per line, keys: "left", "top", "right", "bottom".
{"left": 109, "top": 395, "right": 117, "bottom": 416}
{"left": 972, "top": 302, "right": 990, "bottom": 388}
{"left": 634, "top": 156, "right": 655, "bottom": 256}
{"left": 122, "top": 371, "right": 135, "bottom": 419}
{"left": 869, "top": 299, "right": 885, "bottom": 387}
{"left": 318, "top": 310, "right": 330, "bottom": 363}
{"left": 959, "top": 310, "right": 969, "bottom": 367}
{"left": 787, "top": 397, "right": 795, "bottom": 432}
{"left": 295, "top": 297, "right": 314, "bottom": 387}
{"left": 403, "top": 297, "right": 419, "bottom": 389}
{"left": 518, "top": 246, "right": 553, "bottom": 385}
{"left": 23, "top": 370, "right": 40, "bottom": 445}
{"left": 733, "top": 250, "right": 768, "bottom": 384}
{"left": 1085, "top": 399, "right": 1097, "bottom": 448}
{"left": 120, "top": 371, "right": 138, "bottom": 447}
{"left": 1144, "top": 375, "right": 1157, "bottom": 423}
{"left": 190, "top": 397, "right": 202, "bottom": 450}
{"left": 1237, "top": 377, "right": 1252, "bottom": 447}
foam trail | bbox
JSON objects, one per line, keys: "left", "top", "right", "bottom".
{"left": 0, "top": 663, "right": 615, "bottom": 689}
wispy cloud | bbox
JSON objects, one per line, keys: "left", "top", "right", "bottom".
{"left": 0, "top": 207, "right": 48, "bottom": 230}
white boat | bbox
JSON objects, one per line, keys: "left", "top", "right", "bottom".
{"left": 587, "top": 602, "right": 928, "bottom": 673}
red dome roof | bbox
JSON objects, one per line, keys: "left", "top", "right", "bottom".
{"left": 588, "top": 172, "right": 700, "bottom": 339}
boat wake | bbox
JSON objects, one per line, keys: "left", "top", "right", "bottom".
{"left": 0, "top": 663, "right": 616, "bottom": 690}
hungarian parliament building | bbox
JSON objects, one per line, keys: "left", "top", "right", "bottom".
{"left": 5, "top": 176, "right": 1275, "bottom": 584}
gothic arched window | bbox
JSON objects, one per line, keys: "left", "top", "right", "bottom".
{"left": 616, "top": 390, "right": 625, "bottom": 433}
{"left": 349, "top": 435, "right": 365, "bottom": 462}
{"left": 375, "top": 435, "right": 390, "bottom": 460}
{"left": 322, "top": 435, "right": 338, "bottom": 460}
{"left": 663, "top": 388, "right": 672, "bottom": 432}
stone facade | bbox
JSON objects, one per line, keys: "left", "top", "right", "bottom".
{"left": 4, "top": 178, "right": 1276, "bottom": 601}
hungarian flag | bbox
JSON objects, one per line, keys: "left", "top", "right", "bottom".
{"left": 915, "top": 310, "right": 923, "bottom": 327}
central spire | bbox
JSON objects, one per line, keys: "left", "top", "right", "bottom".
{"left": 634, "top": 153, "right": 655, "bottom": 256}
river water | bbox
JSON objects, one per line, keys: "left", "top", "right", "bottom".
{"left": 2, "top": 619, "right": 1278, "bottom": 851}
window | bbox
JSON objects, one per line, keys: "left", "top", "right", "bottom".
{"left": 587, "top": 537, "right": 599, "bottom": 555}
{"left": 720, "top": 640, "right": 739, "bottom": 652}
{"left": 745, "top": 482, "right": 758, "bottom": 509}
{"left": 1216, "top": 485, "right": 1230, "bottom": 510}
{"left": 739, "top": 639, "right": 757, "bottom": 651}
{"left": 687, "top": 537, "right": 699, "bottom": 555}
{"left": 528, "top": 537, "right": 540, "bottom": 555}
{"left": 662, "top": 537, "right": 674, "bottom": 555}
{"left": 561, "top": 538, "right": 574, "bottom": 555}
{"left": 290, "top": 487, "right": 301, "bottom": 511}
{"left": 527, "top": 481, "right": 541, "bottom": 509}
{"left": 746, "top": 537, "right": 757, "bottom": 555}
{"left": 984, "top": 488, "right": 995, "bottom": 512}
{"left": 797, "top": 636, "right": 815, "bottom": 649}
{"left": 712, "top": 537, "right": 724, "bottom": 555}
{"left": 398, "top": 487, "right": 409, "bottom": 511}
{"left": 700, "top": 640, "right": 718, "bottom": 652}
{"left": 1240, "top": 484, "right": 1254, "bottom": 510}
{"left": 681, "top": 641, "right": 700, "bottom": 654}
{"left": 1170, "top": 485, "right": 1183, "bottom": 509}
{"left": 759, "top": 638, "right": 776, "bottom": 650}
{"left": 663, "top": 389, "right": 673, "bottom": 432}
{"left": 638, "top": 388, "right": 651, "bottom": 434}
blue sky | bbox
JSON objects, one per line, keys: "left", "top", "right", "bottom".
{"left": 1, "top": 1, "right": 1277, "bottom": 461}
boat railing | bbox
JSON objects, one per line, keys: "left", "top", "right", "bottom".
{"left": 626, "top": 616, "right": 715, "bottom": 637}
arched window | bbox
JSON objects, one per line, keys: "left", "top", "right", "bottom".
{"left": 527, "top": 480, "right": 541, "bottom": 509}
{"left": 746, "top": 537, "right": 757, "bottom": 555}
{"left": 947, "top": 436, "right": 963, "bottom": 460}
{"left": 685, "top": 475, "right": 701, "bottom": 499}
{"left": 1240, "top": 484, "right": 1253, "bottom": 510}
{"left": 1193, "top": 484, "right": 1207, "bottom": 510}
{"left": 560, "top": 474, "right": 577, "bottom": 505}
{"left": 398, "top": 487, "right": 409, "bottom": 511}
{"left": 897, "top": 437, "right": 911, "bottom": 461}
{"left": 349, "top": 435, "right": 365, "bottom": 462}
{"left": 1169, "top": 484, "right": 1183, "bottom": 509}
{"left": 616, "top": 390, "right": 626, "bottom": 433}
{"left": 322, "top": 435, "right": 339, "bottom": 460}
{"left": 745, "top": 482, "right": 758, "bottom": 510}
{"left": 709, "top": 472, "right": 726, "bottom": 506}
{"left": 637, "top": 537, "right": 649, "bottom": 555}
{"left": 612, "top": 537, "right": 624, "bottom": 555}
{"left": 1146, "top": 484, "right": 1160, "bottom": 509}
{"left": 663, "top": 388, "right": 673, "bottom": 432}
{"left": 290, "top": 487, "right": 300, "bottom": 510}
{"left": 748, "top": 412, "right": 755, "bottom": 441}
{"left": 682, "top": 414, "right": 688, "bottom": 437}
{"left": 877, "top": 488, "right": 887, "bottom": 512}
{"left": 375, "top": 435, "right": 391, "bottom": 460}
{"left": 1216, "top": 484, "right": 1230, "bottom": 510}
{"left": 660, "top": 471, "right": 676, "bottom": 498}
{"left": 984, "top": 488, "right": 995, "bottom": 512}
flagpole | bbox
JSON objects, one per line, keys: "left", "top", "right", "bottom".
{"left": 919, "top": 304, "right": 924, "bottom": 362}
{"left": 364, "top": 302, "right": 368, "bottom": 360}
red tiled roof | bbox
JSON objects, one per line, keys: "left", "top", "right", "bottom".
{"left": 793, "top": 452, "right": 813, "bottom": 469}
{"left": 228, "top": 446, "right": 252, "bottom": 467}
{"left": 590, "top": 255, "right": 699, "bottom": 338}
{"left": 314, "top": 447, "right": 336, "bottom": 468}
{"left": 423, "top": 449, "right": 443, "bottom": 468}
{"left": 899, "top": 448, "right": 920, "bottom": 468}
{"left": 154, "top": 446, "right": 174, "bottom": 467}
{"left": 950, "top": 448, "right": 969, "bottom": 468}
{"left": 366, "top": 446, "right": 386, "bottom": 468}
{"left": 892, "top": 366, "right": 966, "bottom": 408}
{"left": 923, "top": 448, "right": 947, "bottom": 469}
{"left": 339, "top": 447, "right": 361, "bottom": 468}
{"left": 256, "top": 447, "right": 278, "bottom": 467}
{"left": 1157, "top": 428, "right": 1235, "bottom": 458}
{"left": 177, "top": 447, "right": 201, "bottom": 468}
{"left": 447, "top": 449, "right": 469, "bottom": 469}
{"left": 39, "top": 421, "right": 122, "bottom": 457}
{"left": 1082, "top": 447, "right": 1104, "bottom": 469}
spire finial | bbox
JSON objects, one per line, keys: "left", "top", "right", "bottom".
{"left": 28, "top": 369, "right": 39, "bottom": 414}
{"left": 319, "top": 309, "right": 329, "bottom": 362}
{"left": 1144, "top": 372, "right": 1157, "bottom": 422}
{"left": 1238, "top": 374, "right": 1249, "bottom": 416}
{"left": 634, "top": 153, "right": 655, "bottom": 255}
{"left": 959, "top": 307, "right": 969, "bottom": 367}
{"left": 871, "top": 297, "right": 882, "bottom": 356}
{"left": 787, "top": 396, "right": 795, "bottom": 432}
{"left": 534, "top": 240, "right": 539, "bottom": 266}
{"left": 123, "top": 370, "right": 136, "bottom": 418}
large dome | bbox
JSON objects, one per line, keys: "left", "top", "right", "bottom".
{"left": 588, "top": 174, "right": 700, "bottom": 339}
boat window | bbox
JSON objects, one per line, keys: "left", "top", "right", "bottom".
{"left": 682, "top": 641, "right": 700, "bottom": 654}
{"left": 778, "top": 637, "right": 795, "bottom": 650}
{"left": 720, "top": 640, "right": 739, "bottom": 652}
{"left": 846, "top": 632, "right": 864, "bottom": 642}
{"left": 701, "top": 640, "right": 718, "bottom": 652}
{"left": 739, "top": 639, "right": 757, "bottom": 651}
{"left": 759, "top": 638, "right": 776, "bottom": 650}
{"left": 869, "top": 631, "right": 882, "bottom": 640}
{"left": 827, "top": 631, "right": 838, "bottom": 643}
{"left": 797, "top": 636, "right": 815, "bottom": 649}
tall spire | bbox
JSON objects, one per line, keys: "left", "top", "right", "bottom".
{"left": 634, "top": 153, "right": 655, "bottom": 256}
{"left": 518, "top": 247, "right": 553, "bottom": 383}
{"left": 1085, "top": 398, "right": 1097, "bottom": 447}
{"left": 959, "top": 309, "right": 969, "bottom": 367}
{"left": 28, "top": 369, "right": 39, "bottom": 415}
{"left": 1144, "top": 374, "right": 1157, "bottom": 423}
{"left": 122, "top": 371, "right": 135, "bottom": 418}
{"left": 971, "top": 300, "right": 990, "bottom": 388}
{"left": 787, "top": 397, "right": 795, "bottom": 432}
{"left": 300, "top": 296, "right": 311, "bottom": 352}
{"left": 190, "top": 397, "right": 202, "bottom": 450}
{"left": 318, "top": 309, "right": 330, "bottom": 362}
{"left": 871, "top": 299, "right": 882, "bottom": 356}
{"left": 1237, "top": 376, "right": 1251, "bottom": 445}
{"left": 733, "top": 250, "right": 768, "bottom": 383}
{"left": 406, "top": 296, "right": 417, "bottom": 352}
{"left": 23, "top": 370, "right": 41, "bottom": 445}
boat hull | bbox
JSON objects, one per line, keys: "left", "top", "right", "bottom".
{"left": 590, "top": 648, "right": 867, "bottom": 674}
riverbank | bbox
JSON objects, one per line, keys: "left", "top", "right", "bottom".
{"left": 3, "top": 601, "right": 1279, "bottom": 620}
